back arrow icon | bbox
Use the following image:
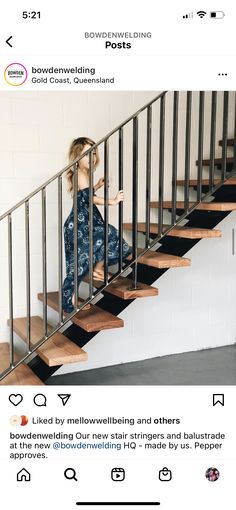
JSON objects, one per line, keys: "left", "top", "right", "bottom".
{"left": 6, "top": 36, "right": 13, "bottom": 48}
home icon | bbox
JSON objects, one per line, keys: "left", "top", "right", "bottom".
{"left": 17, "top": 468, "right": 31, "bottom": 482}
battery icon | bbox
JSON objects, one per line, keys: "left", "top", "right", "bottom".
{"left": 210, "top": 11, "right": 225, "bottom": 18}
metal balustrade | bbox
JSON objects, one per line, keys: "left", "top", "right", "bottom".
{"left": 0, "top": 90, "right": 235, "bottom": 381}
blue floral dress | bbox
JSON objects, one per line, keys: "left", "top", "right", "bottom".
{"left": 62, "top": 187, "right": 132, "bottom": 312}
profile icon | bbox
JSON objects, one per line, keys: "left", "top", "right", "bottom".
{"left": 10, "top": 415, "right": 28, "bottom": 426}
{"left": 205, "top": 467, "right": 220, "bottom": 482}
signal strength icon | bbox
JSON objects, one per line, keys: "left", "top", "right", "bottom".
{"left": 183, "top": 12, "right": 194, "bottom": 18}
{"left": 197, "top": 10, "right": 207, "bottom": 18}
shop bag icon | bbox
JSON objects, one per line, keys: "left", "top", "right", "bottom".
{"left": 159, "top": 467, "right": 172, "bottom": 482}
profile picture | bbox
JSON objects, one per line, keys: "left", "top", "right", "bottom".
{"left": 10, "top": 415, "right": 28, "bottom": 426}
{"left": 205, "top": 467, "right": 220, "bottom": 482}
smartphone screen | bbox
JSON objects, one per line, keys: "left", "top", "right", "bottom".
{"left": 0, "top": 2, "right": 235, "bottom": 508}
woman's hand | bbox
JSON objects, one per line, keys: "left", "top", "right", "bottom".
{"left": 114, "top": 190, "right": 124, "bottom": 204}
{"left": 95, "top": 177, "right": 105, "bottom": 190}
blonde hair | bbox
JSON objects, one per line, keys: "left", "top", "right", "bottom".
{"left": 65, "top": 137, "right": 100, "bottom": 195}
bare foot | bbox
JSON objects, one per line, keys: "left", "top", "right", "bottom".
{"left": 72, "top": 295, "right": 91, "bottom": 310}
{"left": 93, "top": 270, "right": 112, "bottom": 281}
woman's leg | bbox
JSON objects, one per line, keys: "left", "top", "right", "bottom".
{"left": 93, "top": 260, "right": 104, "bottom": 273}
{"left": 71, "top": 260, "right": 91, "bottom": 310}
{"left": 92, "top": 225, "right": 131, "bottom": 281}
{"left": 93, "top": 260, "right": 113, "bottom": 280}
{"left": 71, "top": 294, "right": 91, "bottom": 310}
{"left": 62, "top": 273, "right": 74, "bottom": 313}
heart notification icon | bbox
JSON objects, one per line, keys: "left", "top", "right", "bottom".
{"left": 9, "top": 394, "right": 23, "bottom": 406}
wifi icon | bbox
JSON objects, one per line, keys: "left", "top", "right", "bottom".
{"left": 197, "top": 10, "right": 207, "bottom": 18}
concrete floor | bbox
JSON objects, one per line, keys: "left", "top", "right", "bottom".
{"left": 46, "top": 344, "right": 236, "bottom": 385}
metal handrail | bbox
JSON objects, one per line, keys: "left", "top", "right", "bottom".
{"left": 0, "top": 90, "right": 235, "bottom": 382}
{"left": 0, "top": 91, "right": 167, "bottom": 222}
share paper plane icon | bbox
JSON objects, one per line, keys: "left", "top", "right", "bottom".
{"left": 58, "top": 394, "right": 71, "bottom": 406}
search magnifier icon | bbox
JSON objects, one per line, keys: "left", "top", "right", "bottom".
{"left": 64, "top": 468, "right": 78, "bottom": 481}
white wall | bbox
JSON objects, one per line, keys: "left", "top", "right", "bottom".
{"left": 0, "top": 91, "right": 155, "bottom": 341}
{"left": 0, "top": 91, "right": 235, "bottom": 364}
{"left": 54, "top": 211, "right": 236, "bottom": 376}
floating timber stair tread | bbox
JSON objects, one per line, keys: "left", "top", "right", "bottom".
{"left": 38, "top": 291, "right": 124, "bottom": 332}
{"left": 126, "top": 248, "right": 191, "bottom": 268}
{"left": 7, "top": 316, "right": 87, "bottom": 367}
{"left": 38, "top": 292, "right": 61, "bottom": 313}
{"left": 196, "top": 157, "right": 234, "bottom": 166}
{"left": 176, "top": 177, "right": 236, "bottom": 186}
{"left": 104, "top": 278, "right": 158, "bottom": 299}
{"left": 35, "top": 331, "right": 88, "bottom": 366}
{"left": 0, "top": 343, "right": 44, "bottom": 385}
{"left": 218, "top": 177, "right": 236, "bottom": 186}
{"left": 167, "top": 226, "right": 222, "bottom": 238}
{"left": 38, "top": 291, "right": 91, "bottom": 314}
{"left": 72, "top": 305, "right": 124, "bottom": 332}
{"left": 88, "top": 275, "right": 159, "bottom": 299}
{"left": 219, "top": 138, "right": 234, "bottom": 146}
{"left": 123, "top": 222, "right": 222, "bottom": 239}
{"left": 150, "top": 201, "right": 236, "bottom": 211}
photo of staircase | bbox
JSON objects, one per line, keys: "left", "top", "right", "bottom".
{"left": 0, "top": 90, "right": 236, "bottom": 385}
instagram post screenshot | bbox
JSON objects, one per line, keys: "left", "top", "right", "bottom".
{"left": 0, "top": 1, "right": 236, "bottom": 508}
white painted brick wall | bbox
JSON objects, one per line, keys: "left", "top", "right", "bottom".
{"left": 0, "top": 90, "right": 235, "bottom": 367}
{"left": 54, "top": 212, "right": 236, "bottom": 376}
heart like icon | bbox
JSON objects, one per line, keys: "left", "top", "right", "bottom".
{"left": 9, "top": 394, "right": 23, "bottom": 406}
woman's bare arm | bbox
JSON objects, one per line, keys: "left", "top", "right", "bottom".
{"left": 93, "top": 196, "right": 115, "bottom": 206}
{"left": 93, "top": 190, "right": 124, "bottom": 206}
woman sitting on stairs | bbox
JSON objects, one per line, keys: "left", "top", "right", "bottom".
{"left": 62, "top": 137, "right": 132, "bottom": 313}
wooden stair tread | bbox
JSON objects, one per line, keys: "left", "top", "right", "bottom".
{"left": 219, "top": 138, "right": 234, "bottom": 146}
{"left": 176, "top": 177, "right": 236, "bottom": 186}
{"left": 72, "top": 305, "right": 124, "bottom": 332}
{"left": 38, "top": 292, "right": 123, "bottom": 333}
{"left": 90, "top": 275, "right": 159, "bottom": 299}
{"left": 168, "top": 226, "right": 222, "bottom": 238}
{"left": 0, "top": 343, "right": 44, "bottom": 385}
{"left": 150, "top": 201, "right": 236, "bottom": 211}
{"left": 126, "top": 248, "right": 191, "bottom": 268}
{"left": 123, "top": 222, "right": 222, "bottom": 239}
{"left": 196, "top": 157, "right": 234, "bottom": 166}
{"left": 38, "top": 292, "right": 92, "bottom": 314}
{"left": 7, "top": 316, "right": 87, "bottom": 367}
{"left": 38, "top": 292, "right": 60, "bottom": 313}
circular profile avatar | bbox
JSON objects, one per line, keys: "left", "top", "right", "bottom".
{"left": 10, "top": 415, "right": 28, "bottom": 426}
{"left": 205, "top": 467, "right": 220, "bottom": 482}
{"left": 4, "top": 63, "right": 28, "bottom": 86}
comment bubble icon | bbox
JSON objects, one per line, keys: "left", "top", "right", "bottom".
{"left": 33, "top": 393, "right": 47, "bottom": 407}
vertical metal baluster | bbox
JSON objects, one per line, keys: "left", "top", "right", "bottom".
{"left": 158, "top": 95, "right": 165, "bottom": 236}
{"left": 73, "top": 163, "right": 78, "bottom": 309}
{"left": 104, "top": 140, "right": 109, "bottom": 286}
{"left": 184, "top": 91, "right": 192, "bottom": 213}
{"left": 234, "top": 92, "right": 236, "bottom": 173}
{"left": 42, "top": 188, "right": 47, "bottom": 336}
{"left": 58, "top": 175, "right": 63, "bottom": 323}
{"left": 89, "top": 151, "right": 94, "bottom": 298}
{"left": 130, "top": 116, "right": 140, "bottom": 290}
{"left": 171, "top": 91, "right": 179, "bottom": 225}
{"left": 209, "top": 91, "right": 217, "bottom": 191}
{"left": 197, "top": 91, "right": 205, "bottom": 202}
{"left": 25, "top": 201, "right": 31, "bottom": 351}
{"left": 221, "top": 91, "right": 229, "bottom": 180}
{"left": 8, "top": 214, "right": 14, "bottom": 366}
{"left": 145, "top": 105, "right": 152, "bottom": 247}
{"left": 118, "top": 128, "right": 124, "bottom": 272}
